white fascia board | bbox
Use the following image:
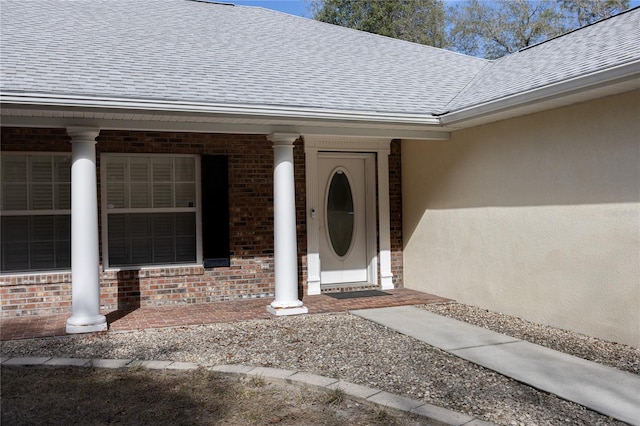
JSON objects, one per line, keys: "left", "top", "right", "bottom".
{"left": 0, "top": 114, "right": 449, "bottom": 141}
{"left": 440, "top": 60, "right": 640, "bottom": 127}
{"left": 0, "top": 93, "right": 441, "bottom": 126}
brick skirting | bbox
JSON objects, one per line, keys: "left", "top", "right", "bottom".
{"left": 1, "top": 259, "right": 277, "bottom": 317}
{"left": 1, "top": 273, "right": 72, "bottom": 316}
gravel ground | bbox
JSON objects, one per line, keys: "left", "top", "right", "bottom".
{"left": 2, "top": 302, "right": 638, "bottom": 425}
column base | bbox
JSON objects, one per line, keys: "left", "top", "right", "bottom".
{"left": 267, "top": 305, "right": 309, "bottom": 316}
{"left": 66, "top": 314, "right": 108, "bottom": 334}
{"left": 307, "top": 280, "right": 321, "bottom": 295}
{"left": 380, "top": 275, "right": 394, "bottom": 290}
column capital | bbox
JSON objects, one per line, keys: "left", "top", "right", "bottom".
{"left": 268, "top": 132, "right": 300, "bottom": 146}
{"left": 67, "top": 126, "right": 100, "bottom": 142}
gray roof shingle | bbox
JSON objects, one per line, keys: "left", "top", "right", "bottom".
{"left": 444, "top": 7, "right": 640, "bottom": 113}
{"left": 1, "top": 1, "right": 637, "bottom": 118}
{"left": 0, "top": 0, "right": 487, "bottom": 115}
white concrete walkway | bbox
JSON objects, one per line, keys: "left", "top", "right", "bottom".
{"left": 351, "top": 306, "right": 640, "bottom": 426}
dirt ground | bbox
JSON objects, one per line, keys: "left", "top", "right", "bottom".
{"left": 1, "top": 366, "right": 434, "bottom": 425}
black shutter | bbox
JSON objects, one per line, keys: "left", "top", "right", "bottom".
{"left": 201, "top": 155, "right": 230, "bottom": 267}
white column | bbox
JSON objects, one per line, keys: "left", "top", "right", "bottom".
{"left": 66, "top": 127, "right": 107, "bottom": 333}
{"left": 267, "top": 133, "right": 308, "bottom": 316}
{"left": 378, "top": 143, "right": 394, "bottom": 289}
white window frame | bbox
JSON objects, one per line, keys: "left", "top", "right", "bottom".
{"left": 0, "top": 152, "right": 72, "bottom": 274}
{"left": 100, "top": 153, "right": 202, "bottom": 270}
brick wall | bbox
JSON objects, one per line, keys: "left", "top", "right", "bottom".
{"left": 389, "top": 139, "right": 404, "bottom": 288}
{"left": 0, "top": 273, "right": 72, "bottom": 316}
{"left": 0, "top": 127, "right": 402, "bottom": 317}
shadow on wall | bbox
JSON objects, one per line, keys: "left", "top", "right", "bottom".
{"left": 399, "top": 91, "right": 640, "bottom": 346}
{"left": 104, "top": 270, "right": 141, "bottom": 323}
{"left": 118, "top": 270, "right": 141, "bottom": 311}
{"left": 402, "top": 90, "right": 640, "bottom": 243}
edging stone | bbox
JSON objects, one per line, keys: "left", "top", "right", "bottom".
{"left": 0, "top": 358, "right": 496, "bottom": 425}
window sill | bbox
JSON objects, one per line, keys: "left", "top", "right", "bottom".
{"left": 0, "top": 270, "right": 72, "bottom": 286}
{"left": 101, "top": 264, "right": 205, "bottom": 279}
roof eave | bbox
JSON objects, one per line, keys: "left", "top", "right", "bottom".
{"left": 0, "top": 94, "right": 449, "bottom": 140}
{"left": 0, "top": 93, "right": 441, "bottom": 127}
{"left": 440, "top": 60, "right": 640, "bottom": 129}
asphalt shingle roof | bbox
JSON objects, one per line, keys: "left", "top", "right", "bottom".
{"left": 0, "top": 0, "right": 487, "bottom": 115}
{"left": 444, "top": 7, "right": 640, "bottom": 112}
{"left": 1, "top": 1, "right": 638, "bottom": 118}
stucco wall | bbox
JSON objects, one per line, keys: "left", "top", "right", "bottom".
{"left": 402, "top": 90, "right": 640, "bottom": 347}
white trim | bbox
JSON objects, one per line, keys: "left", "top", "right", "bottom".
{"left": 0, "top": 113, "right": 450, "bottom": 141}
{"left": 0, "top": 269, "right": 72, "bottom": 278}
{"left": 304, "top": 136, "right": 393, "bottom": 153}
{"left": 441, "top": 60, "right": 640, "bottom": 126}
{"left": 2, "top": 63, "right": 638, "bottom": 136}
{"left": 98, "top": 152, "right": 200, "bottom": 158}
{"left": 1, "top": 209, "right": 71, "bottom": 216}
{"left": 0, "top": 151, "right": 71, "bottom": 157}
{"left": 0, "top": 92, "right": 441, "bottom": 126}
{"left": 376, "top": 146, "right": 393, "bottom": 289}
{"left": 364, "top": 153, "right": 378, "bottom": 287}
{"left": 305, "top": 143, "right": 321, "bottom": 295}
{"left": 103, "top": 263, "right": 204, "bottom": 274}
{"left": 99, "top": 153, "right": 201, "bottom": 269}
{"left": 0, "top": 152, "right": 73, "bottom": 273}
{"left": 304, "top": 136, "right": 392, "bottom": 293}
{"left": 105, "top": 207, "right": 197, "bottom": 214}
{"left": 100, "top": 158, "right": 109, "bottom": 270}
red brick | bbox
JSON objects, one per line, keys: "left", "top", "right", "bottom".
{"left": 1, "top": 128, "right": 403, "bottom": 317}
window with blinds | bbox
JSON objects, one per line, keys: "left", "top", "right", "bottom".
{"left": 101, "top": 154, "right": 200, "bottom": 268}
{"left": 1, "top": 153, "right": 72, "bottom": 273}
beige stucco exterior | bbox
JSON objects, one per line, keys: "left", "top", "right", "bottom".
{"left": 403, "top": 90, "right": 640, "bottom": 347}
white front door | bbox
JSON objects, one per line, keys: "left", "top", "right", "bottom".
{"left": 318, "top": 153, "right": 375, "bottom": 285}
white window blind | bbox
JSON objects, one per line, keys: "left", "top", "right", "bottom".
{"left": 1, "top": 153, "right": 71, "bottom": 272}
{"left": 102, "top": 155, "right": 198, "bottom": 268}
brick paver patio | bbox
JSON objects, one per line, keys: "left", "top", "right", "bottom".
{"left": 1, "top": 289, "right": 451, "bottom": 341}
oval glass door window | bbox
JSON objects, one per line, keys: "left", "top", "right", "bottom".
{"left": 326, "top": 170, "right": 354, "bottom": 257}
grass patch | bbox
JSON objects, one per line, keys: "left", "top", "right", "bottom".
{"left": 325, "top": 386, "right": 346, "bottom": 406}
{"left": 2, "top": 366, "right": 431, "bottom": 425}
{"left": 247, "top": 374, "right": 266, "bottom": 387}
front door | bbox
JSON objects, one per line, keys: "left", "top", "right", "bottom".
{"left": 318, "top": 153, "right": 374, "bottom": 285}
